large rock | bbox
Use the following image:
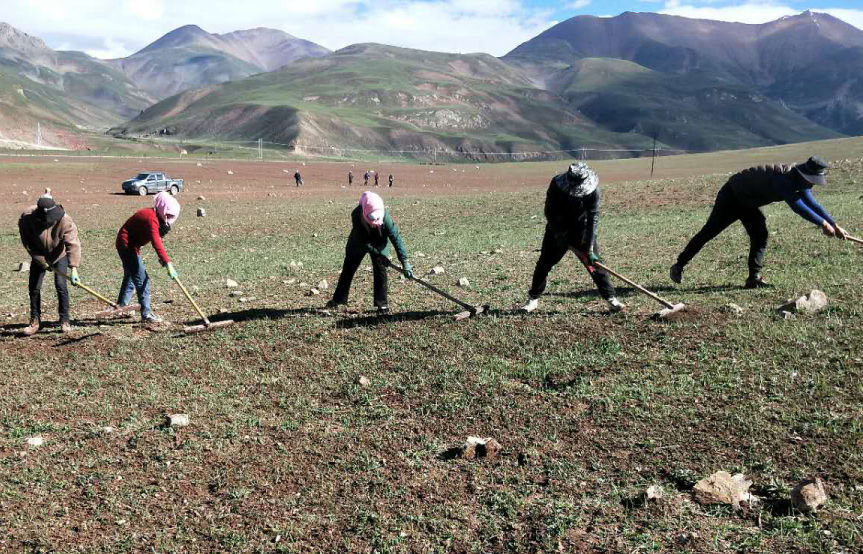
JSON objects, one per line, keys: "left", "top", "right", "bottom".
{"left": 197, "top": 208, "right": 206, "bottom": 217}
{"left": 429, "top": 266, "right": 445, "bottom": 276}
{"left": 462, "top": 436, "right": 502, "bottom": 460}
{"left": 317, "top": 279, "right": 329, "bottom": 291}
{"left": 791, "top": 477, "right": 827, "bottom": 513}
{"left": 225, "top": 279, "right": 239, "bottom": 288}
{"left": 778, "top": 290, "right": 828, "bottom": 314}
{"left": 692, "top": 471, "right": 753, "bottom": 507}
{"left": 166, "top": 414, "right": 190, "bottom": 427}
{"left": 457, "top": 277, "right": 470, "bottom": 288}
{"left": 16, "top": 261, "right": 30, "bottom": 272}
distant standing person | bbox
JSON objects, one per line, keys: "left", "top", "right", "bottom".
{"left": 348, "top": 170, "right": 354, "bottom": 186}
{"left": 326, "top": 191, "right": 413, "bottom": 313}
{"left": 294, "top": 170, "right": 303, "bottom": 187}
{"left": 374, "top": 171, "right": 379, "bottom": 187}
{"left": 670, "top": 157, "right": 847, "bottom": 288}
{"left": 115, "top": 192, "right": 181, "bottom": 325}
{"left": 18, "top": 190, "right": 82, "bottom": 335}
{"left": 520, "top": 163, "right": 625, "bottom": 314}
{"left": 388, "top": 174, "right": 394, "bottom": 188}
{"left": 364, "top": 171, "right": 370, "bottom": 186}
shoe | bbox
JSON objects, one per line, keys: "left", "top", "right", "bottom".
{"left": 607, "top": 298, "right": 626, "bottom": 313}
{"left": 142, "top": 313, "right": 164, "bottom": 324}
{"left": 60, "top": 321, "right": 72, "bottom": 333}
{"left": 377, "top": 305, "right": 390, "bottom": 314}
{"left": 670, "top": 264, "right": 683, "bottom": 284}
{"left": 325, "top": 299, "right": 346, "bottom": 309}
{"left": 22, "top": 318, "right": 40, "bottom": 336}
{"left": 745, "top": 275, "right": 770, "bottom": 289}
{"left": 520, "top": 298, "right": 539, "bottom": 313}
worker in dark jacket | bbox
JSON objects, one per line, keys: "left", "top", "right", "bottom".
{"left": 294, "top": 170, "right": 303, "bottom": 187}
{"left": 18, "top": 190, "right": 82, "bottom": 335}
{"left": 327, "top": 191, "right": 413, "bottom": 313}
{"left": 348, "top": 170, "right": 354, "bottom": 186}
{"left": 671, "top": 157, "right": 847, "bottom": 288}
{"left": 388, "top": 174, "right": 394, "bottom": 188}
{"left": 521, "top": 163, "right": 624, "bottom": 313}
{"left": 116, "top": 192, "right": 180, "bottom": 324}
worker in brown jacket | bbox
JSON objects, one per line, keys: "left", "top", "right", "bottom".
{"left": 18, "top": 191, "right": 82, "bottom": 335}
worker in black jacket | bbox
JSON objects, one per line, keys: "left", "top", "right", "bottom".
{"left": 521, "top": 163, "right": 624, "bottom": 313}
{"left": 670, "top": 157, "right": 847, "bottom": 288}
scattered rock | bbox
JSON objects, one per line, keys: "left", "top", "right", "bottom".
{"left": 494, "top": 248, "right": 503, "bottom": 254}
{"left": 693, "top": 471, "right": 753, "bottom": 508}
{"left": 778, "top": 290, "right": 828, "bottom": 314}
{"left": 308, "top": 288, "right": 321, "bottom": 296}
{"left": 16, "top": 261, "right": 30, "bottom": 272}
{"left": 429, "top": 266, "right": 445, "bottom": 276}
{"left": 415, "top": 252, "right": 426, "bottom": 258}
{"left": 462, "top": 436, "right": 502, "bottom": 460}
{"left": 457, "top": 277, "right": 470, "bottom": 288}
{"left": 239, "top": 297, "right": 255, "bottom": 303}
{"left": 196, "top": 163, "right": 202, "bottom": 167}
{"left": 791, "top": 477, "right": 827, "bottom": 513}
{"left": 312, "top": 233, "right": 318, "bottom": 238}
{"left": 197, "top": 195, "right": 206, "bottom": 201}
{"left": 317, "top": 279, "right": 329, "bottom": 290}
{"left": 645, "top": 485, "right": 664, "bottom": 501}
{"left": 676, "top": 532, "right": 697, "bottom": 546}
{"left": 778, "top": 310, "right": 795, "bottom": 321}
{"left": 166, "top": 414, "right": 190, "bottom": 428}
{"left": 219, "top": 308, "right": 229, "bottom": 314}
{"left": 101, "top": 426, "right": 114, "bottom": 434}
{"left": 225, "top": 279, "right": 239, "bottom": 288}
{"left": 227, "top": 170, "right": 233, "bottom": 175}
{"left": 26, "top": 436, "right": 44, "bottom": 447}
{"left": 197, "top": 208, "right": 206, "bottom": 217}
{"left": 357, "top": 375, "right": 371, "bottom": 387}
{"left": 229, "top": 290, "right": 243, "bottom": 298}
{"left": 299, "top": 282, "right": 310, "bottom": 288}
{"left": 724, "top": 303, "right": 744, "bottom": 315}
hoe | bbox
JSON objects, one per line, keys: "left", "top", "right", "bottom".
{"left": 571, "top": 249, "right": 686, "bottom": 319}
{"left": 380, "top": 257, "right": 490, "bottom": 321}
{"left": 56, "top": 268, "right": 140, "bottom": 318}
{"left": 173, "top": 276, "right": 235, "bottom": 334}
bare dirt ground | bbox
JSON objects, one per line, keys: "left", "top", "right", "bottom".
{"left": 0, "top": 138, "right": 861, "bottom": 553}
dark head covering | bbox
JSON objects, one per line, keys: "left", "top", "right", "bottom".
{"left": 795, "top": 156, "right": 829, "bottom": 186}
{"left": 34, "top": 196, "right": 65, "bottom": 226}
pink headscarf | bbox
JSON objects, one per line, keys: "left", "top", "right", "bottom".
{"left": 359, "top": 191, "right": 385, "bottom": 228}
{"left": 154, "top": 191, "right": 181, "bottom": 226}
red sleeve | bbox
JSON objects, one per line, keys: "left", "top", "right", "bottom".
{"left": 148, "top": 213, "right": 171, "bottom": 265}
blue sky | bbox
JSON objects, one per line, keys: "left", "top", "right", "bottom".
{"left": 3, "top": 1, "right": 862, "bottom": 58}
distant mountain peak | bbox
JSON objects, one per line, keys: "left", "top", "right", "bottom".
{"left": 0, "top": 21, "right": 51, "bottom": 52}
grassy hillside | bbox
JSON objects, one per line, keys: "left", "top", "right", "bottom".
{"left": 555, "top": 58, "right": 841, "bottom": 151}
{"left": 111, "top": 44, "right": 662, "bottom": 160}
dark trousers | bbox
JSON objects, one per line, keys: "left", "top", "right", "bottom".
{"left": 676, "top": 186, "right": 768, "bottom": 276}
{"left": 332, "top": 251, "right": 388, "bottom": 307}
{"left": 528, "top": 226, "right": 616, "bottom": 301}
{"left": 29, "top": 256, "right": 70, "bottom": 323}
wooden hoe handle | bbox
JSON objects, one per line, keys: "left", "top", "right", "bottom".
{"left": 173, "top": 276, "right": 210, "bottom": 325}
{"left": 591, "top": 261, "right": 676, "bottom": 310}
{"left": 55, "top": 269, "right": 119, "bottom": 308}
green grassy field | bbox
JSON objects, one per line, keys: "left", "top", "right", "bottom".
{"left": 0, "top": 143, "right": 861, "bottom": 552}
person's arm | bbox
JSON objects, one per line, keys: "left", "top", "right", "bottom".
{"left": 582, "top": 188, "right": 601, "bottom": 251}
{"left": 773, "top": 177, "right": 824, "bottom": 226}
{"left": 384, "top": 213, "right": 409, "bottom": 265}
{"left": 799, "top": 188, "right": 836, "bottom": 226}
{"left": 148, "top": 214, "right": 171, "bottom": 266}
{"left": 19, "top": 215, "right": 48, "bottom": 268}
{"left": 61, "top": 217, "right": 82, "bottom": 268}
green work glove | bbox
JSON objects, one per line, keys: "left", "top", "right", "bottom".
{"left": 402, "top": 261, "right": 414, "bottom": 279}
{"left": 166, "top": 263, "right": 178, "bottom": 280}
{"left": 70, "top": 267, "right": 80, "bottom": 286}
{"left": 365, "top": 244, "right": 382, "bottom": 257}
{"left": 588, "top": 252, "right": 599, "bottom": 264}
{"left": 36, "top": 259, "right": 51, "bottom": 271}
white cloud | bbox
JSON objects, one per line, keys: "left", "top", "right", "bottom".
{"left": 568, "top": 0, "right": 592, "bottom": 9}
{"left": 86, "top": 38, "right": 134, "bottom": 59}
{"left": 660, "top": 2, "right": 863, "bottom": 30}
{"left": 127, "top": 0, "right": 164, "bottom": 21}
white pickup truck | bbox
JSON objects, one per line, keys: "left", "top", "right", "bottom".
{"left": 121, "top": 172, "right": 184, "bottom": 196}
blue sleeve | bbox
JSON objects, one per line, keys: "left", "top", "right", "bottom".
{"left": 772, "top": 177, "right": 825, "bottom": 226}
{"left": 799, "top": 189, "right": 836, "bottom": 226}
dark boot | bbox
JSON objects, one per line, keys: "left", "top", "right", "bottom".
{"left": 744, "top": 274, "right": 771, "bottom": 289}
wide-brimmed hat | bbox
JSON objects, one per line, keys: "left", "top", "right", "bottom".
{"left": 795, "top": 156, "right": 829, "bottom": 186}
{"left": 34, "top": 195, "right": 64, "bottom": 225}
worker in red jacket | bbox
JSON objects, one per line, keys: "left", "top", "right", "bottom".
{"left": 115, "top": 192, "right": 180, "bottom": 324}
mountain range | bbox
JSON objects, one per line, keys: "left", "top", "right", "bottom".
{"left": 1, "top": 11, "right": 861, "bottom": 154}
